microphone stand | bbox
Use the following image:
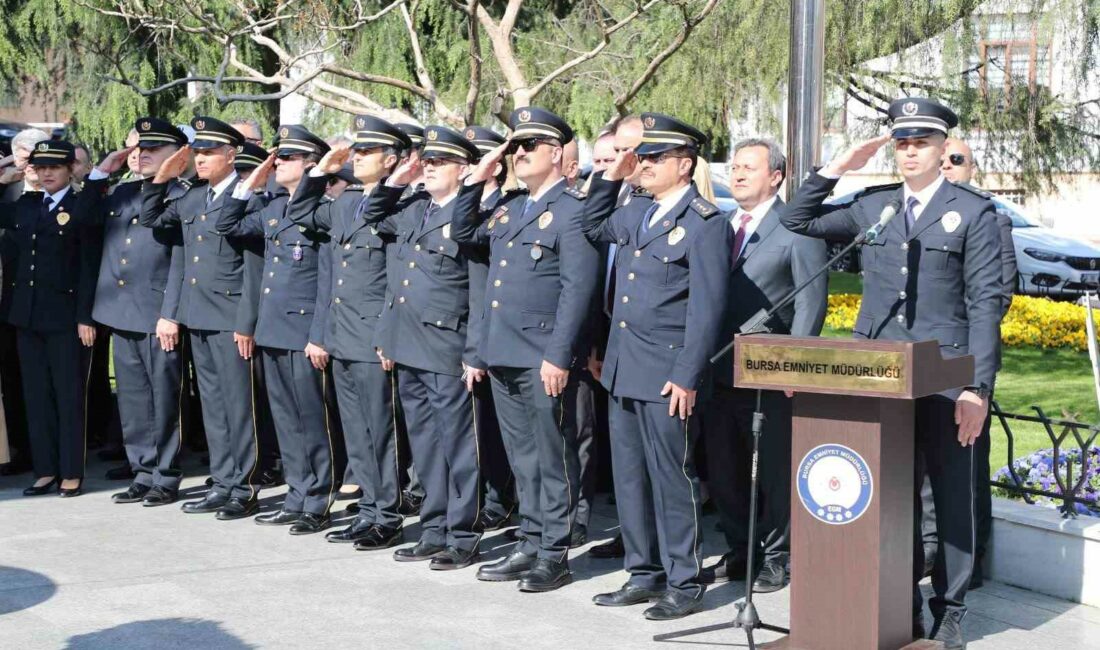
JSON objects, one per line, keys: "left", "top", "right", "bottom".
{"left": 655, "top": 229, "right": 877, "bottom": 648}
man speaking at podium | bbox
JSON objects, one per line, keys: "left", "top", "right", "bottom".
{"left": 781, "top": 97, "right": 1002, "bottom": 649}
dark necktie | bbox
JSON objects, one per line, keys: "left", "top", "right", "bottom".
{"left": 732, "top": 211, "right": 753, "bottom": 259}
{"left": 206, "top": 188, "right": 216, "bottom": 208}
{"left": 904, "top": 196, "right": 919, "bottom": 235}
{"left": 640, "top": 203, "right": 659, "bottom": 234}
{"left": 422, "top": 202, "right": 439, "bottom": 228}
{"left": 42, "top": 194, "right": 52, "bottom": 212}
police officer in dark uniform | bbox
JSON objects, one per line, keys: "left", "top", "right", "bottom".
{"left": 464, "top": 125, "right": 518, "bottom": 532}
{"left": 580, "top": 113, "right": 733, "bottom": 620}
{"left": 0, "top": 140, "right": 131, "bottom": 497}
{"left": 140, "top": 117, "right": 266, "bottom": 520}
{"left": 369, "top": 126, "right": 486, "bottom": 570}
{"left": 96, "top": 118, "right": 189, "bottom": 507}
{"left": 287, "top": 115, "right": 411, "bottom": 550}
{"left": 234, "top": 142, "right": 270, "bottom": 176}
{"left": 450, "top": 107, "right": 599, "bottom": 592}
{"left": 217, "top": 125, "right": 338, "bottom": 534}
{"left": 781, "top": 97, "right": 1002, "bottom": 649}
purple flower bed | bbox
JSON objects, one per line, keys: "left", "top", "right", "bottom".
{"left": 992, "top": 446, "right": 1100, "bottom": 517}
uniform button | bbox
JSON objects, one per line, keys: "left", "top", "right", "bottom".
{"left": 121, "top": 259, "right": 127, "bottom": 265}
{"left": 943, "top": 245, "right": 949, "bottom": 251}
{"left": 493, "top": 280, "right": 501, "bottom": 287}
{"left": 28, "top": 265, "right": 34, "bottom": 271}
{"left": 338, "top": 279, "right": 344, "bottom": 286}
{"left": 662, "top": 256, "right": 669, "bottom": 263}
{"left": 619, "top": 321, "right": 626, "bottom": 328}
{"left": 621, "top": 296, "right": 629, "bottom": 303}
{"left": 436, "top": 320, "right": 443, "bottom": 326}
{"left": 28, "top": 281, "right": 33, "bottom": 287}
{"left": 31, "top": 234, "right": 36, "bottom": 240}
{"left": 130, "top": 218, "right": 137, "bottom": 225}
{"left": 344, "top": 244, "right": 351, "bottom": 250}
{"left": 633, "top": 250, "right": 641, "bottom": 257}
{"left": 342, "top": 261, "right": 348, "bottom": 268}
{"left": 300, "top": 309, "right": 306, "bottom": 315}
{"left": 491, "top": 300, "right": 500, "bottom": 309}
{"left": 125, "top": 238, "right": 131, "bottom": 245}
{"left": 901, "top": 242, "right": 909, "bottom": 251}
{"left": 896, "top": 314, "right": 905, "bottom": 323}
{"left": 200, "top": 214, "right": 207, "bottom": 221}
{"left": 192, "top": 256, "right": 199, "bottom": 263}
{"left": 398, "top": 296, "right": 405, "bottom": 304}
{"left": 269, "top": 271, "right": 274, "bottom": 278}
{"left": 899, "top": 291, "right": 907, "bottom": 299}
{"left": 401, "top": 279, "right": 409, "bottom": 287}
{"left": 628, "top": 272, "right": 635, "bottom": 280}
{"left": 197, "top": 235, "right": 203, "bottom": 242}
{"left": 30, "top": 250, "right": 35, "bottom": 256}
{"left": 500, "top": 260, "right": 508, "bottom": 267}
{"left": 263, "top": 287, "right": 270, "bottom": 294}
{"left": 190, "top": 278, "right": 197, "bottom": 285}
{"left": 414, "top": 244, "right": 421, "bottom": 251}
{"left": 274, "top": 240, "right": 280, "bottom": 246}
{"left": 900, "top": 266, "right": 908, "bottom": 275}
{"left": 408, "top": 262, "right": 415, "bottom": 269}
{"left": 507, "top": 242, "right": 513, "bottom": 248}
{"left": 273, "top": 257, "right": 280, "bottom": 263}
{"left": 438, "top": 246, "right": 445, "bottom": 252}
{"left": 117, "top": 280, "right": 125, "bottom": 287}
{"left": 335, "top": 297, "right": 342, "bottom": 304}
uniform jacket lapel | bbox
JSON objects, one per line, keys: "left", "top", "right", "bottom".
{"left": 637, "top": 186, "right": 697, "bottom": 248}
{"left": 907, "top": 182, "right": 955, "bottom": 241}
{"left": 508, "top": 180, "right": 566, "bottom": 240}
{"left": 732, "top": 199, "right": 783, "bottom": 271}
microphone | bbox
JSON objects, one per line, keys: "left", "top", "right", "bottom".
{"left": 862, "top": 198, "right": 902, "bottom": 244}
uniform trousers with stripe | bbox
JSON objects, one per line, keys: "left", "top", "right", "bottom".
{"left": 609, "top": 396, "right": 704, "bottom": 597}
{"left": 397, "top": 364, "right": 481, "bottom": 551}
{"left": 913, "top": 394, "right": 976, "bottom": 619}
{"left": 332, "top": 358, "right": 401, "bottom": 528}
{"left": 188, "top": 329, "right": 259, "bottom": 500}
{"left": 261, "top": 347, "right": 335, "bottom": 516}
{"left": 489, "top": 366, "right": 580, "bottom": 563}
{"left": 112, "top": 330, "right": 184, "bottom": 491}
{"left": 16, "top": 328, "right": 90, "bottom": 479}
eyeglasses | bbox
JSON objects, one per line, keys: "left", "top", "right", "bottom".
{"left": 421, "top": 157, "right": 465, "bottom": 168}
{"left": 508, "top": 138, "right": 558, "bottom": 154}
{"left": 275, "top": 153, "right": 306, "bottom": 161}
{"left": 946, "top": 153, "right": 967, "bottom": 166}
{"left": 637, "top": 151, "right": 687, "bottom": 164}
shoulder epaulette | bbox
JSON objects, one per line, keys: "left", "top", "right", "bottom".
{"left": 632, "top": 187, "right": 652, "bottom": 197}
{"left": 689, "top": 196, "right": 719, "bottom": 219}
{"left": 956, "top": 182, "right": 992, "bottom": 199}
{"left": 564, "top": 186, "right": 587, "bottom": 200}
{"left": 345, "top": 184, "right": 365, "bottom": 192}
{"left": 854, "top": 182, "right": 902, "bottom": 198}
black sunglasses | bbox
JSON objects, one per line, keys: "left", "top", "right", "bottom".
{"left": 946, "top": 153, "right": 966, "bottom": 166}
{"left": 275, "top": 153, "right": 306, "bottom": 161}
{"left": 507, "top": 137, "right": 557, "bottom": 154}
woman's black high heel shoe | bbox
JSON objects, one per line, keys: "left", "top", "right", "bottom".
{"left": 23, "top": 477, "right": 58, "bottom": 496}
{"left": 59, "top": 479, "right": 84, "bottom": 498}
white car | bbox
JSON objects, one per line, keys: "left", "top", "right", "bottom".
{"left": 994, "top": 197, "right": 1100, "bottom": 297}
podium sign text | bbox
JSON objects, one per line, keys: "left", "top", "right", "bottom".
{"left": 737, "top": 340, "right": 907, "bottom": 395}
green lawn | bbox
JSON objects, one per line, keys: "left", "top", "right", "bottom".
{"left": 825, "top": 272, "right": 1099, "bottom": 475}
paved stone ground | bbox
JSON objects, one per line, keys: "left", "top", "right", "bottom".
{"left": 1, "top": 458, "right": 1099, "bottom": 649}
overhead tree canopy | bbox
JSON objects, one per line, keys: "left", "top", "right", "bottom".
{"left": 0, "top": 0, "right": 1095, "bottom": 191}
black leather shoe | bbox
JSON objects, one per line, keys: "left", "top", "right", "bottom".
{"left": 258, "top": 467, "right": 284, "bottom": 489}
{"left": 593, "top": 583, "right": 664, "bottom": 607}
{"left": 643, "top": 590, "right": 704, "bottom": 621}
{"left": 215, "top": 497, "right": 259, "bottom": 520}
{"left": 929, "top": 611, "right": 966, "bottom": 649}
{"left": 354, "top": 525, "right": 404, "bottom": 550}
{"left": 181, "top": 492, "right": 229, "bottom": 514}
{"left": 429, "top": 546, "right": 480, "bottom": 571}
{"left": 326, "top": 520, "right": 375, "bottom": 543}
{"left": 105, "top": 465, "right": 136, "bottom": 481}
{"left": 700, "top": 553, "right": 748, "bottom": 585}
{"left": 255, "top": 510, "right": 302, "bottom": 526}
{"left": 142, "top": 486, "right": 178, "bottom": 507}
{"left": 398, "top": 491, "right": 423, "bottom": 516}
{"left": 289, "top": 513, "right": 330, "bottom": 535}
{"left": 344, "top": 502, "right": 360, "bottom": 515}
{"left": 753, "top": 559, "right": 788, "bottom": 593}
{"left": 393, "top": 540, "right": 445, "bottom": 562}
{"left": 518, "top": 559, "right": 572, "bottom": 592}
{"left": 589, "top": 534, "right": 625, "bottom": 559}
{"left": 569, "top": 525, "right": 588, "bottom": 548}
{"left": 204, "top": 476, "right": 214, "bottom": 487}
{"left": 913, "top": 612, "right": 926, "bottom": 640}
{"left": 476, "top": 551, "right": 537, "bottom": 582}
{"left": 112, "top": 483, "right": 151, "bottom": 504}
{"left": 476, "top": 510, "right": 512, "bottom": 532}
{"left": 59, "top": 480, "right": 84, "bottom": 498}
{"left": 23, "top": 478, "right": 58, "bottom": 496}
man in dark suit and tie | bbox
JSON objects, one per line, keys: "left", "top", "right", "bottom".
{"left": 701, "top": 138, "right": 828, "bottom": 592}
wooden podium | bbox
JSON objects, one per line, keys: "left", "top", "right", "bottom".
{"left": 732, "top": 334, "right": 974, "bottom": 650}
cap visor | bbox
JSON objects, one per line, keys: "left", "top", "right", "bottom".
{"left": 191, "top": 139, "right": 227, "bottom": 151}
{"left": 419, "top": 149, "right": 469, "bottom": 162}
{"left": 137, "top": 141, "right": 179, "bottom": 149}
{"left": 634, "top": 142, "right": 682, "bottom": 156}
{"left": 891, "top": 127, "right": 945, "bottom": 139}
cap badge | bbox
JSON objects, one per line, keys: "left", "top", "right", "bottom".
{"left": 538, "top": 212, "right": 553, "bottom": 229}
{"left": 427, "top": 129, "right": 438, "bottom": 141}
{"left": 518, "top": 110, "right": 531, "bottom": 123}
{"left": 465, "top": 129, "right": 476, "bottom": 140}
{"left": 902, "top": 101, "right": 919, "bottom": 116}
{"left": 140, "top": 121, "right": 151, "bottom": 131}
{"left": 668, "top": 226, "right": 686, "bottom": 246}
{"left": 355, "top": 117, "right": 366, "bottom": 129}
{"left": 644, "top": 116, "right": 656, "bottom": 129}
{"left": 195, "top": 119, "right": 206, "bottom": 130}
{"left": 37, "top": 142, "right": 48, "bottom": 152}
{"left": 279, "top": 127, "right": 290, "bottom": 138}
{"left": 236, "top": 145, "right": 244, "bottom": 153}
{"left": 942, "top": 211, "right": 962, "bottom": 233}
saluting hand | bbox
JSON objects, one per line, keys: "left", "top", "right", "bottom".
{"left": 389, "top": 150, "right": 422, "bottom": 187}
{"left": 955, "top": 390, "right": 989, "bottom": 447}
{"left": 465, "top": 141, "right": 510, "bottom": 185}
{"left": 605, "top": 148, "right": 638, "bottom": 182}
{"left": 153, "top": 145, "right": 191, "bottom": 184}
{"left": 316, "top": 146, "right": 352, "bottom": 175}
{"left": 820, "top": 134, "right": 891, "bottom": 177}
{"left": 662, "top": 381, "right": 697, "bottom": 420}
{"left": 95, "top": 146, "right": 137, "bottom": 175}
{"left": 244, "top": 153, "right": 276, "bottom": 192}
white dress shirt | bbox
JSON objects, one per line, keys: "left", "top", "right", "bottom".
{"left": 729, "top": 194, "right": 778, "bottom": 257}
{"left": 902, "top": 174, "right": 946, "bottom": 221}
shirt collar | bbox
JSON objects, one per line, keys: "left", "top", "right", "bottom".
{"left": 44, "top": 185, "right": 70, "bottom": 205}
{"left": 432, "top": 188, "right": 460, "bottom": 209}
{"left": 655, "top": 183, "right": 692, "bottom": 211}
{"left": 903, "top": 174, "right": 945, "bottom": 208}
{"left": 738, "top": 194, "right": 778, "bottom": 222}
{"left": 208, "top": 172, "right": 239, "bottom": 200}
{"left": 528, "top": 176, "right": 565, "bottom": 204}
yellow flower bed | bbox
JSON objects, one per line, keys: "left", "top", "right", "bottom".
{"left": 826, "top": 294, "right": 1100, "bottom": 351}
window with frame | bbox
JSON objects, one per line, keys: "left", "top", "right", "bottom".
{"left": 968, "top": 14, "right": 1050, "bottom": 95}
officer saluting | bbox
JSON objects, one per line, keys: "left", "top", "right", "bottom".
{"left": 452, "top": 107, "right": 599, "bottom": 592}
{"left": 218, "top": 125, "right": 339, "bottom": 535}
{"left": 781, "top": 97, "right": 1002, "bottom": 650}
{"left": 140, "top": 117, "right": 266, "bottom": 520}
{"left": 580, "top": 113, "right": 733, "bottom": 620}
{"left": 96, "top": 118, "right": 189, "bottom": 507}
